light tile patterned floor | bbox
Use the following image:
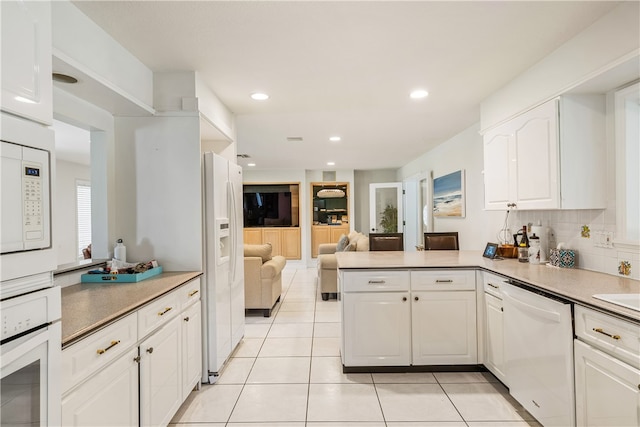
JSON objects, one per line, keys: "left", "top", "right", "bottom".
{"left": 170, "top": 267, "right": 541, "bottom": 427}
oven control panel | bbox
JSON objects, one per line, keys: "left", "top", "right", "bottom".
{"left": 1, "top": 286, "right": 60, "bottom": 342}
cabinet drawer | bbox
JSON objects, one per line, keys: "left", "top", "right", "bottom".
{"left": 411, "top": 270, "right": 475, "bottom": 291}
{"left": 483, "top": 272, "right": 507, "bottom": 298}
{"left": 62, "top": 313, "right": 137, "bottom": 394}
{"left": 341, "top": 270, "right": 410, "bottom": 292}
{"left": 575, "top": 305, "right": 640, "bottom": 369}
{"left": 178, "top": 278, "right": 202, "bottom": 308}
{"left": 137, "top": 289, "right": 181, "bottom": 339}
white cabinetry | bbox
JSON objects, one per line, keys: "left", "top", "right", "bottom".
{"left": 574, "top": 305, "right": 640, "bottom": 426}
{"left": 340, "top": 269, "right": 477, "bottom": 367}
{"left": 62, "top": 278, "right": 202, "bottom": 427}
{"left": 411, "top": 271, "right": 477, "bottom": 365}
{"left": 61, "top": 347, "right": 139, "bottom": 427}
{"left": 1, "top": 0, "right": 52, "bottom": 124}
{"left": 483, "top": 95, "right": 605, "bottom": 210}
{"left": 482, "top": 273, "right": 507, "bottom": 385}
{"left": 140, "top": 316, "right": 182, "bottom": 427}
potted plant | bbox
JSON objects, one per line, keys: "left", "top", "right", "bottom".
{"left": 379, "top": 205, "right": 398, "bottom": 233}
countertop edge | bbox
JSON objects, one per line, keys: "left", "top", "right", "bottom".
{"left": 61, "top": 271, "right": 202, "bottom": 348}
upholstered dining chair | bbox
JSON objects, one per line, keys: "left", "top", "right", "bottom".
{"left": 424, "top": 232, "right": 459, "bottom": 250}
{"left": 369, "top": 233, "right": 404, "bottom": 251}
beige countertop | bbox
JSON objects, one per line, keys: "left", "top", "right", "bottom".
{"left": 335, "top": 251, "right": 640, "bottom": 323}
{"left": 61, "top": 271, "right": 202, "bottom": 347}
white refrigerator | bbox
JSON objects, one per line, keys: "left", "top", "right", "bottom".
{"left": 202, "top": 152, "right": 245, "bottom": 383}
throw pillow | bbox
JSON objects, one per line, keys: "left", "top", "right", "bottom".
{"left": 344, "top": 242, "right": 357, "bottom": 251}
{"left": 244, "top": 243, "right": 273, "bottom": 262}
{"left": 356, "top": 236, "right": 370, "bottom": 252}
{"left": 335, "top": 234, "right": 349, "bottom": 252}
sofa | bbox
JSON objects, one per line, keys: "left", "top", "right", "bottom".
{"left": 317, "top": 231, "right": 369, "bottom": 300}
{"left": 244, "top": 243, "right": 286, "bottom": 317}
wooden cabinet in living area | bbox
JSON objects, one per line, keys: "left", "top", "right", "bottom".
{"left": 1, "top": 0, "right": 53, "bottom": 125}
{"left": 243, "top": 227, "right": 301, "bottom": 260}
{"left": 483, "top": 95, "right": 605, "bottom": 210}
{"left": 311, "top": 224, "right": 350, "bottom": 258}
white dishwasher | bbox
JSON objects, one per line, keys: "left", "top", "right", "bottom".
{"left": 502, "top": 281, "right": 574, "bottom": 427}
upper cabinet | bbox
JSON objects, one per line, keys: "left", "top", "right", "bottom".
{"left": 1, "top": 0, "right": 53, "bottom": 125}
{"left": 483, "top": 95, "right": 606, "bottom": 210}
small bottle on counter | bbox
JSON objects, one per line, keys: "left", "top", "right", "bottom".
{"left": 114, "top": 239, "right": 126, "bottom": 262}
{"left": 518, "top": 225, "right": 529, "bottom": 263}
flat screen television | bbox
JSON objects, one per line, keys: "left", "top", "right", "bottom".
{"left": 243, "top": 184, "right": 294, "bottom": 227}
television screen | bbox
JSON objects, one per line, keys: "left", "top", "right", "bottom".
{"left": 243, "top": 185, "right": 293, "bottom": 227}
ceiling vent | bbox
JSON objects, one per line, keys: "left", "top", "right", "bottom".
{"left": 237, "top": 154, "right": 251, "bottom": 158}
{"left": 286, "top": 137, "right": 304, "bottom": 142}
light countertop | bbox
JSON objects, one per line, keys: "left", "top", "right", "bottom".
{"left": 61, "top": 271, "right": 202, "bottom": 347}
{"left": 335, "top": 251, "right": 640, "bottom": 323}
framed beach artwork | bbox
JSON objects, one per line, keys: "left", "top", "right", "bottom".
{"left": 433, "top": 170, "right": 465, "bottom": 218}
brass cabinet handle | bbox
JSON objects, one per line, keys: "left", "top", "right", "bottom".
{"left": 158, "top": 307, "right": 173, "bottom": 316}
{"left": 436, "top": 279, "right": 453, "bottom": 283}
{"left": 184, "top": 316, "right": 190, "bottom": 322}
{"left": 96, "top": 340, "right": 120, "bottom": 355}
{"left": 146, "top": 347, "right": 154, "bottom": 354}
{"left": 368, "top": 280, "right": 386, "bottom": 284}
{"left": 488, "top": 283, "right": 499, "bottom": 289}
{"left": 593, "top": 328, "right": 621, "bottom": 340}
{"left": 188, "top": 290, "right": 199, "bottom": 297}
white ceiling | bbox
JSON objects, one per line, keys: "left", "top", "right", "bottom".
{"left": 70, "top": 1, "right": 619, "bottom": 171}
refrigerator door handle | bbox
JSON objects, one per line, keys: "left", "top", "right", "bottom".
{"left": 227, "top": 180, "right": 237, "bottom": 283}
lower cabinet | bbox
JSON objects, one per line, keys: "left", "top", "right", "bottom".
{"left": 62, "top": 278, "right": 202, "bottom": 427}
{"left": 61, "top": 347, "right": 139, "bottom": 427}
{"left": 412, "top": 290, "right": 477, "bottom": 365}
{"left": 244, "top": 227, "right": 301, "bottom": 259}
{"left": 342, "top": 291, "right": 411, "bottom": 366}
{"left": 140, "top": 316, "right": 182, "bottom": 427}
{"left": 483, "top": 292, "right": 507, "bottom": 384}
{"left": 574, "top": 340, "right": 640, "bottom": 426}
{"left": 340, "top": 269, "right": 477, "bottom": 367}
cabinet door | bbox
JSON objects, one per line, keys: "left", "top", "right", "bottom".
{"left": 1, "top": 0, "right": 52, "bottom": 124}
{"left": 262, "top": 228, "right": 282, "bottom": 256}
{"left": 412, "top": 291, "right": 477, "bottom": 365}
{"left": 342, "top": 292, "right": 411, "bottom": 367}
{"left": 330, "top": 225, "right": 350, "bottom": 242}
{"left": 311, "top": 226, "right": 331, "bottom": 258}
{"left": 484, "top": 293, "right": 507, "bottom": 384}
{"left": 182, "top": 301, "right": 202, "bottom": 398}
{"left": 513, "top": 99, "right": 560, "bottom": 209}
{"left": 574, "top": 340, "right": 640, "bottom": 427}
{"left": 243, "top": 228, "right": 262, "bottom": 245}
{"left": 62, "top": 348, "right": 139, "bottom": 427}
{"left": 281, "top": 227, "right": 301, "bottom": 259}
{"left": 140, "top": 316, "right": 182, "bottom": 427}
{"left": 483, "top": 129, "right": 513, "bottom": 210}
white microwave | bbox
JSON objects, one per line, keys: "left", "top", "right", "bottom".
{"left": 1, "top": 140, "right": 51, "bottom": 254}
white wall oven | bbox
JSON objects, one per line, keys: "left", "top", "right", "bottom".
{"left": 1, "top": 273, "right": 61, "bottom": 426}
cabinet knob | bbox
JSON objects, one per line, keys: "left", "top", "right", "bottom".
{"left": 184, "top": 316, "right": 190, "bottom": 322}
{"left": 414, "top": 296, "right": 419, "bottom": 301}
{"left": 402, "top": 297, "right": 407, "bottom": 302}
{"left": 133, "top": 356, "right": 141, "bottom": 363}
{"left": 146, "top": 347, "right": 154, "bottom": 354}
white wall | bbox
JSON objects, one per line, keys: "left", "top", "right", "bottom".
{"left": 399, "top": 123, "right": 505, "bottom": 251}
{"left": 54, "top": 160, "right": 90, "bottom": 265}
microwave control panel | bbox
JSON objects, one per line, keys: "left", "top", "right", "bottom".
{"left": 1, "top": 141, "right": 51, "bottom": 254}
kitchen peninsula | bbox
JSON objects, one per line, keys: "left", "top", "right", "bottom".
{"left": 336, "top": 250, "right": 640, "bottom": 427}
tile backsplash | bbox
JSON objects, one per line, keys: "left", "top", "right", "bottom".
{"left": 510, "top": 208, "right": 639, "bottom": 280}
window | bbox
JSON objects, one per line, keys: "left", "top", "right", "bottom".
{"left": 76, "top": 180, "right": 91, "bottom": 259}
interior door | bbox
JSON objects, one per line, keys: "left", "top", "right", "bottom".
{"left": 369, "top": 183, "right": 403, "bottom": 233}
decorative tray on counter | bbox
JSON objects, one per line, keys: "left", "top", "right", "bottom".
{"left": 81, "top": 266, "right": 163, "bottom": 283}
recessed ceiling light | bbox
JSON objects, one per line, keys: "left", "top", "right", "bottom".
{"left": 251, "top": 92, "right": 269, "bottom": 101}
{"left": 247, "top": 163, "right": 256, "bottom": 167}
{"left": 329, "top": 136, "right": 341, "bottom": 142}
{"left": 327, "top": 162, "right": 335, "bottom": 166}
{"left": 410, "top": 89, "right": 429, "bottom": 99}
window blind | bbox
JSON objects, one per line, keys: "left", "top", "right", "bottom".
{"left": 76, "top": 180, "right": 92, "bottom": 259}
